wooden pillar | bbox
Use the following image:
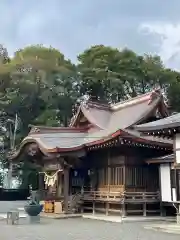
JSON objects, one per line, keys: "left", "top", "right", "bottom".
{"left": 122, "top": 202, "right": 126, "bottom": 217}
{"left": 121, "top": 162, "right": 126, "bottom": 217}
{"left": 57, "top": 172, "right": 62, "bottom": 198}
{"left": 143, "top": 203, "right": 147, "bottom": 216}
{"left": 143, "top": 193, "right": 147, "bottom": 216}
{"left": 107, "top": 150, "right": 111, "bottom": 192}
{"left": 63, "top": 167, "right": 69, "bottom": 214}
{"left": 106, "top": 202, "right": 109, "bottom": 216}
{"left": 38, "top": 173, "right": 44, "bottom": 190}
{"left": 92, "top": 201, "right": 95, "bottom": 215}
{"left": 123, "top": 165, "right": 126, "bottom": 186}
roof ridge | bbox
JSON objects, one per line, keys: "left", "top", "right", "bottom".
{"left": 85, "top": 101, "right": 111, "bottom": 110}
{"left": 29, "top": 125, "right": 87, "bottom": 135}
{"left": 70, "top": 89, "right": 164, "bottom": 127}
{"left": 29, "top": 125, "right": 87, "bottom": 130}
{"left": 70, "top": 100, "right": 111, "bottom": 127}
{"left": 111, "top": 89, "right": 162, "bottom": 111}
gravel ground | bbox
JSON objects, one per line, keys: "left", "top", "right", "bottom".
{"left": 0, "top": 201, "right": 179, "bottom": 240}
{"left": 0, "top": 218, "right": 179, "bottom": 240}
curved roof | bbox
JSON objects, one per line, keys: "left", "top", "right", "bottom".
{"left": 13, "top": 127, "right": 172, "bottom": 160}
{"left": 71, "top": 89, "right": 168, "bottom": 130}
{"left": 146, "top": 154, "right": 174, "bottom": 164}
{"left": 135, "top": 113, "right": 180, "bottom": 132}
{"left": 12, "top": 89, "right": 172, "bottom": 159}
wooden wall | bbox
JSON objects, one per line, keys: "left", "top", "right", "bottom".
{"left": 87, "top": 146, "right": 159, "bottom": 193}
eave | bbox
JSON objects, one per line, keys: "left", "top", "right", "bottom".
{"left": 134, "top": 113, "right": 180, "bottom": 138}
{"left": 138, "top": 127, "right": 179, "bottom": 139}
{"left": 146, "top": 154, "right": 174, "bottom": 164}
{"left": 10, "top": 136, "right": 86, "bottom": 160}
{"left": 11, "top": 90, "right": 171, "bottom": 160}
{"left": 86, "top": 129, "right": 172, "bottom": 151}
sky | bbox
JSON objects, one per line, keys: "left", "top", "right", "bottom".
{"left": 0, "top": 0, "right": 180, "bottom": 69}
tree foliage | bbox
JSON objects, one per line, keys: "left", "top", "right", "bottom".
{"left": 0, "top": 43, "right": 179, "bottom": 187}
{"left": 0, "top": 43, "right": 178, "bottom": 144}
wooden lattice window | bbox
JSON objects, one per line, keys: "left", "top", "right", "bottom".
{"left": 126, "top": 166, "right": 147, "bottom": 187}
{"left": 98, "top": 168, "right": 108, "bottom": 186}
{"left": 110, "top": 167, "right": 124, "bottom": 185}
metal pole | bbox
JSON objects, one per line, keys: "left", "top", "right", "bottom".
{"left": 12, "top": 114, "right": 18, "bottom": 149}
{"left": 7, "top": 122, "right": 13, "bottom": 189}
{"left": 7, "top": 160, "right": 12, "bottom": 189}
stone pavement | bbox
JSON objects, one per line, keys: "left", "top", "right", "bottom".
{"left": 0, "top": 218, "right": 179, "bottom": 240}
{"left": 83, "top": 214, "right": 175, "bottom": 223}
{"left": 0, "top": 201, "right": 26, "bottom": 213}
{"left": 0, "top": 201, "right": 179, "bottom": 239}
{"left": 144, "top": 223, "right": 180, "bottom": 235}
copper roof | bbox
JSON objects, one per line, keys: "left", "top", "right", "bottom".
{"left": 146, "top": 153, "right": 174, "bottom": 164}
{"left": 14, "top": 89, "right": 172, "bottom": 157}
{"left": 135, "top": 113, "right": 180, "bottom": 132}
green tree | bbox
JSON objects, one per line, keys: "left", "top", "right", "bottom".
{"left": 78, "top": 45, "right": 125, "bottom": 102}
{"left": 0, "top": 45, "right": 79, "bottom": 186}
{"left": 0, "top": 45, "right": 78, "bottom": 132}
{"left": 78, "top": 45, "right": 177, "bottom": 103}
{"left": 167, "top": 72, "right": 180, "bottom": 112}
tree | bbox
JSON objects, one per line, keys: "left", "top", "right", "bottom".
{"left": 0, "top": 45, "right": 78, "bottom": 131}
{"left": 0, "top": 45, "right": 79, "bottom": 187}
{"left": 78, "top": 45, "right": 125, "bottom": 102}
{"left": 167, "top": 72, "right": 180, "bottom": 112}
{"left": 78, "top": 45, "right": 178, "bottom": 104}
{"left": 0, "top": 43, "right": 180, "bottom": 189}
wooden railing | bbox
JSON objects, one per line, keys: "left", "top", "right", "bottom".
{"left": 82, "top": 190, "right": 160, "bottom": 216}
{"left": 124, "top": 191, "right": 160, "bottom": 203}
{"left": 83, "top": 191, "right": 124, "bottom": 203}
{"left": 82, "top": 191, "right": 160, "bottom": 203}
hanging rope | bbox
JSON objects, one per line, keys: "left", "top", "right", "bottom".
{"left": 39, "top": 169, "right": 63, "bottom": 187}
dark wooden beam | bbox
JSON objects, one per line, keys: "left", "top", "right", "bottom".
{"left": 63, "top": 167, "right": 70, "bottom": 214}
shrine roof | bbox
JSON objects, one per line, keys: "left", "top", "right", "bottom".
{"left": 26, "top": 132, "right": 87, "bottom": 151}
{"left": 146, "top": 153, "right": 174, "bottom": 164}
{"left": 71, "top": 89, "right": 168, "bottom": 130}
{"left": 134, "top": 113, "right": 180, "bottom": 132}
{"left": 12, "top": 89, "right": 172, "bottom": 158}
{"left": 122, "top": 129, "right": 172, "bottom": 145}
{"left": 15, "top": 126, "right": 171, "bottom": 156}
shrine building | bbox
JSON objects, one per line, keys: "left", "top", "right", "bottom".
{"left": 10, "top": 89, "right": 174, "bottom": 216}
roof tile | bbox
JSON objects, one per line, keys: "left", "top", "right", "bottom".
{"left": 135, "top": 113, "right": 180, "bottom": 132}
{"left": 16, "top": 90, "right": 171, "bottom": 155}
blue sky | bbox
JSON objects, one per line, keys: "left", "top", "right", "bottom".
{"left": 0, "top": 0, "right": 180, "bottom": 69}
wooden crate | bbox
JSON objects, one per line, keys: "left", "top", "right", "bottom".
{"left": 54, "top": 201, "right": 63, "bottom": 214}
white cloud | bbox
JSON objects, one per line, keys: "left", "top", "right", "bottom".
{"left": 139, "top": 22, "right": 180, "bottom": 70}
